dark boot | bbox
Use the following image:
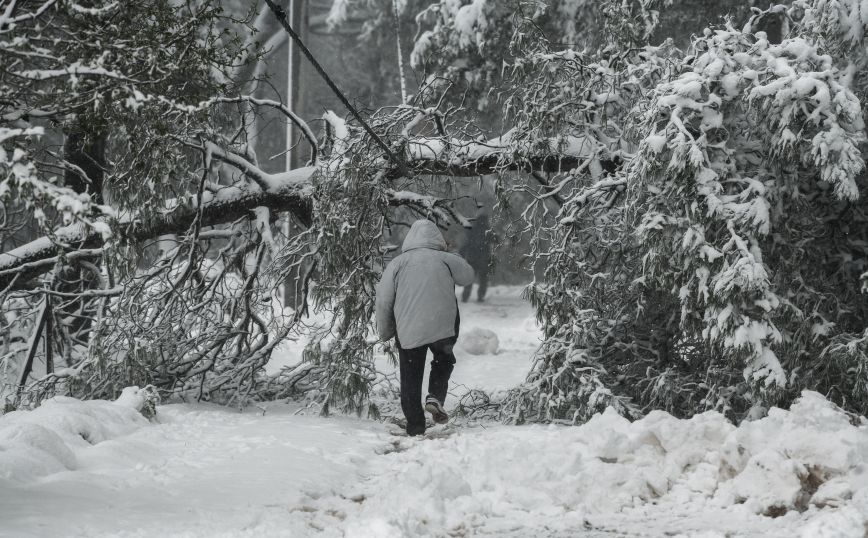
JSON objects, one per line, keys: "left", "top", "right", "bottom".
{"left": 425, "top": 395, "right": 449, "bottom": 424}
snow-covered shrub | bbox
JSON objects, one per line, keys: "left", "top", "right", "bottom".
{"left": 500, "top": 2, "right": 868, "bottom": 422}
{"left": 500, "top": 40, "right": 682, "bottom": 423}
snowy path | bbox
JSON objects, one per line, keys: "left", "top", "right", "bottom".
{"left": 269, "top": 286, "right": 543, "bottom": 396}
{"left": 2, "top": 287, "right": 868, "bottom": 537}
{"left": 0, "top": 404, "right": 389, "bottom": 537}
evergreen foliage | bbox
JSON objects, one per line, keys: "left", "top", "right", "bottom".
{"left": 496, "top": 0, "right": 868, "bottom": 421}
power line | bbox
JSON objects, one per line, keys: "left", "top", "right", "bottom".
{"left": 264, "top": 0, "right": 398, "bottom": 165}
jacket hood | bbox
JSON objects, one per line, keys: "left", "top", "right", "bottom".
{"left": 402, "top": 219, "right": 447, "bottom": 252}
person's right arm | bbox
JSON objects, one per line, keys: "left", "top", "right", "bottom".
{"left": 443, "top": 252, "right": 475, "bottom": 286}
{"left": 375, "top": 261, "right": 398, "bottom": 341}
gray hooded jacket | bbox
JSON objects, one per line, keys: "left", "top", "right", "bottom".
{"left": 375, "top": 220, "right": 475, "bottom": 349}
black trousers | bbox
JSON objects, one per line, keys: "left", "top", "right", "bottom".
{"left": 397, "top": 335, "right": 457, "bottom": 435}
{"left": 461, "top": 269, "right": 489, "bottom": 302}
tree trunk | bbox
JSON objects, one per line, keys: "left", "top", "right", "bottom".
{"left": 0, "top": 176, "right": 315, "bottom": 291}
{"left": 282, "top": 0, "right": 309, "bottom": 311}
{"left": 56, "top": 129, "right": 107, "bottom": 351}
{"left": 63, "top": 131, "right": 106, "bottom": 204}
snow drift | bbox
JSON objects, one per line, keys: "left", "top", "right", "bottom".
{"left": 314, "top": 391, "right": 868, "bottom": 537}
{"left": 1, "top": 388, "right": 867, "bottom": 537}
{"left": 0, "top": 387, "right": 153, "bottom": 483}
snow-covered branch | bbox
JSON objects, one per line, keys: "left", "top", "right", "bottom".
{"left": 0, "top": 0, "right": 58, "bottom": 30}
{"left": 203, "top": 141, "right": 311, "bottom": 191}
{"left": 0, "top": 167, "right": 315, "bottom": 291}
{"left": 0, "top": 131, "right": 604, "bottom": 291}
{"left": 402, "top": 134, "right": 600, "bottom": 177}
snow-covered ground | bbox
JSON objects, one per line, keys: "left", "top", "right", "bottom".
{"left": 2, "top": 286, "right": 868, "bottom": 538}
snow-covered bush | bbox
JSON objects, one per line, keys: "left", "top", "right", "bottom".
{"left": 492, "top": 1, "right": 868, "bottom": 422}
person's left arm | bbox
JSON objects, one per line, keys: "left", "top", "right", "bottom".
{"left": 375, "top": 261, "right": 398, "bottom": 341}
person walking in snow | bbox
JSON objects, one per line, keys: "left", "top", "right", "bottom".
{"left": 459, "top": 213, "right": 493, "bottom": 303}
{"left": 375, "top": 219, "right": 475, "bottom": 436}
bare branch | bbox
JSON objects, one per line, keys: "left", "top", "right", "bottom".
{"left": 212, "top": 96, "right": 318, "bottom": 164}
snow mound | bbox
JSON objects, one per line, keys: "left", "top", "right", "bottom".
{"left": 0, "top": 391, "right": 151, "bottom": 483}
{"left": 314, "top": 391, "right": 868, "bottom": 536}
{"left": 114, "top": 385, "right": 160, "bottom": 418}
{"left": 458, "top": 327, "right": 499, "bottom": 355}
{"left": 716, "top": 391, "right": 868, "bottom": 517}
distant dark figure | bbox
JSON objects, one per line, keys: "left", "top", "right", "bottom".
{"left": 460, "top": 214, "right": 492, "bottom": 302}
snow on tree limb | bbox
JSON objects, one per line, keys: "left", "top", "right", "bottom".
{"left": 0, "top": 167, "right": 317, "bottom": 291}
{"left": 403, "top": 135, "right": 597, "bottom": 177}
{"left": 12, "top": 65, "right": 138, "bottom": 82}
{"left": 0, "top": 134, "right": 596, "bottom": 291}
{"left": 0, "top": 0, "right": 58, "bottom": 28}
{"left": 405, "top": 151, "right": 590, "bottom": 177}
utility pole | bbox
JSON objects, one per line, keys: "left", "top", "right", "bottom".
{"left": 285, "top": 0, "right": 297, "bottom": 173}
{"left": 283, "top": 0, "right": 306, "bottom": 309}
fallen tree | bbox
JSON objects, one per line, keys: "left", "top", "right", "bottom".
{"left": 0, "top": 167, "right": 315, "bottom": 291}
{"left": 8, "top": 0, "right": 868, "bottom": 425}
{"left": 0, "top": 141, "right": 596, "bottom": 292}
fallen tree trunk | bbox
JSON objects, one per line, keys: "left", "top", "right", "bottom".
{"left": 1, "top": 141, "right": 605, "bottom": 291}
{"left": 0, "top": 167, "right": 316, "bottom": 291}
{"left": 407, "top": 153, "right": 588, "bottom": 178}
